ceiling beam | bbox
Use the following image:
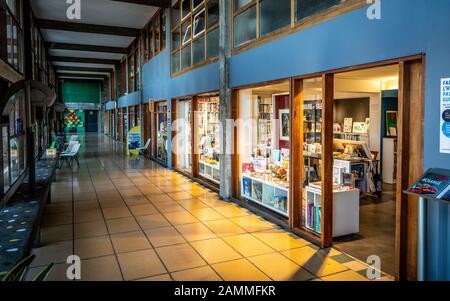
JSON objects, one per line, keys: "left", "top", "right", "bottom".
{"left": 109, "top": 0, "right": 170, "bottom": 7}
{"left": 47, "top": 42, "right": 127, "bottom": 54}
{"left": 55, "top": 66, "right": 114, "bottom": 73}
{"left": 50, "top": 56, "right": 119, "bottom": 65}
{"left": 36, "top": 19, "right": 140, "bottom": 37}
{"left": 57, "top": 73, "right": 107, "bottom": 80}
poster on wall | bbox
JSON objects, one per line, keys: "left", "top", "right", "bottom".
{"left": 386, "top": 111, "right": 398, "bottom": 137}
{"left": 127, "top": 126, "right": 141, "bottom": 156}
{"left": 440, "top": 78, "right": 450, "bottom": 153}
{"left": 279, "top": 109, "right": 290, "bottom": 141}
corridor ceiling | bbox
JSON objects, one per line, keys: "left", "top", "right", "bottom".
{"left": 31, "top": 0, "right": 170, "bottom": 81}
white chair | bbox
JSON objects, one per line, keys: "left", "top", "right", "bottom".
{"left": 64, "top": 135, "right": 79, "bottom": 146}
{"left": 61, "top": 140, "right": 77, "bottom": 155}
{"left": 59, "top": 142, "right": 81, "bottom": 168}
{"left": 136, "top": 139, "right": 151, "bottom": 155}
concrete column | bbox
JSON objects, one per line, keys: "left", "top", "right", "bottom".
{"left": 219, "top": 0, "right": 232, "bottom": 199}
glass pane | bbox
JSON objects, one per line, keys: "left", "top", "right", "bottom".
{"left": 296, "top": 0, "right": 341, "bottom": 22}
{"left": 172, "top": 27, "right": 181, "bottom": 51}
{"left": 196, "top": 96, "right": 220, "bottom": 184}
{"left": 154, "top": 16, "right": 160, "bottom": 53}
{"left": 192, "top": 36, "right": 205, "bottom": 65}
{"left": 182, "top": 0, "right": 191, "bottom": 19}
{"left": 171, "top": 2, "right": 181, "bottom": 27}
{"left": 206, "top": 0, "right": 219, "bottom": 28}
{"left": 260, "top": 0, "right": 291, "bottom": 37}
{"left": 234, "top": 0, "right": 252, "bottom": 11}
{"left": 233, "top": 5, "right": 257, "bottom": 48}
{"left": 175, "top": 100, "right": 192, "bottom": 173}
{"left": 182, "top": 21, "right": 192, "bottom": 45}
{"left": 206, "top": 27, "right": 219, "bottom": 59}
{"left": 192, "top": 0, "right": 204, "bottom": 10}
{"left": 161, "top": 9, "right": 167, "bottom": 49}
{"left": 156, "top": 102, "right": 168, "bottom": 163}
{"left": 2, "top": 127, "right": 10, "bottom": 192}
{"left": 193, "top": 9, "right": 205, "bottom": 38}
{"left": 181, "top": 44, "right": 192, "bottom": 70}
{"left": 148, "top": 21, "right": 154, "bottom": 57}
{"left": 302, "top": 77, "right": 323, "bottom": 231}
{"left": 10, "top": 137, "right": 19, "bottom": 184}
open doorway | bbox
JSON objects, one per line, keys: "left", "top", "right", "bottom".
{"left": 330, "top": 65, "right": 400, "bottom": 276}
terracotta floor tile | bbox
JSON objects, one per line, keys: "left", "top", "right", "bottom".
{"left": 42, "top": 211, "right": 73, "bottom": 227}
{"left": 41, "top": 224, "right": 73, "bottom": 244}
{"left": 80, "top": 255, "right": 123, "bottom": 281}
{"left": 163, "top": 210, "right": 199, "bottom": 225}
{"left": 74, "top": 192, "right": 98, "bottom": 202}
{"left": 45, "top": 203, "right": 73, "bottom": 214}
{"left": 248, "top": 253, "right": 314, "bottom": 281}
{"left": 145, "top": 226, "right": 186, "bottom": 247}
{"left": 155, "top": 243, "right": 206, "bottom": 272}
{"left": 153, "top": 201, "right": 185, "bottom": 213}
{"left": 74, "top": 220, "right": 108, "bottom": 239}
{"left": 321, "top": 270, "right": 369, "bottom": 281}
{"left": 117, "top": 249, "right": 167, "bottom": 281}
{"left": 74, "top": 209, "right": 103, "bottom": 224}
{"left": 212, "top": 259, "right": 270, "bottom": 281}
{"left": 215, "top": 205, "right": 249, "bottom": 218}
{"left": 137, "top": 274, "right": 172, "bottom": 281}
{"left": 281, "top": 246, "right": 348, "bottom": 277}
{"left": 74, "top": 201, "right": 100, "bottom": 212}
{"left": 99, "top": 199, "right": 126, "bottom": 209}
{"left": 177, "top": 199, "right": 209, "bottom": 210}
{"left": 252, "top": 229, "right": 310, "bottom": 251}
{"left": 229, "top": 216, "right": 274, "bottom": 233}
{"left": 188, "top": 207, "right": 224, "bottom": 222}
{"left": 200, "top": 197, "right": 230, "bottom": 208}
{"left": 191, "top": 238, "right": 242, "bottom": 264}
{"left": 129, "top": 204, "right": 158, "bottom": 216}
{"left": 203, "top": 219, "right": 247, "bottom": 237}
{"left": 171, "top": 266, "right": 222, "bottom": 281}
{"left": 123, "top": 196, "right": 151, "bottom": 206}
{"left": 136, "top": 214, "right": 171, "bottom": 230}
{"left": 26, "top": 263, "right": 70, "bottom": 281}
{"left": 111, "top": 231, "right": 152, "bottom": 253}
{"left": 106, "top": 217, "right": 140, "bottom": 234}
{"left": 102, "top": 206, "right": 132, "bottom": 220}
{"left": 175, "top": 223, "right": 217, "bottom": 242}
{"left": 168, "top": 191, "right": 194, "bottom": 201}
{"left": 74, "top": 235, "right": 114, "bottom": 259}
{"left": 223, "top": 234, "right": 274, "bottom": 257}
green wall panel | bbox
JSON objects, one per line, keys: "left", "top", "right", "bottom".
{"left": 62, "top": 80, "right": 101, "bottom": 104}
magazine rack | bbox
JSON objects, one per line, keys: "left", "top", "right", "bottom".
{"left": 404, "top": 168, "right": 450, "bottom": 281}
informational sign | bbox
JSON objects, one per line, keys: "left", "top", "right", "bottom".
{"left": 440, "top": 78, "right": 450, "bottom": 153}
{"left": 127, "top": 126, "right": 141, "bottom": 156}
{"left": 407, "top": 170, "right": 450, "bottom": 201}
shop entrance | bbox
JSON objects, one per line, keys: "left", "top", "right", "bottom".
{"left": 174, "top": 98, "right": 193, "bottom": 174}
{"left": 152, "top": 101, "right": 169, "bottom": 165}
{"left": 330, "top": 65, "right": 400, "bottom": 276}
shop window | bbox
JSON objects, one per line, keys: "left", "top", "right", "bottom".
{"left": 175, "top": 100, "right": 193, "bottom": 174}
{"left": 2, "top": 127, "right": 11, "bottom": 194}
{"left": 237, "top": 83, "right": 290, "bottom": 216}
{"left": 197, "top": 97, "right": 221, "bottom": 184}
{"left": 155, "top": 102, "right": 169, "bottom": 163}
{"left": 233, "top": 4, "right": 257, "bottom": 48}
{"left": 259, "top": 0, "right": 291, "bottom": 37}
{"left": 5, "top": 4, "right": 24, "bottom": 74}
{"left": 295, "top": 0, "right": 341, "bottom": 22}
{"left": 171, "top": 0, "right": 220, "bottom": 76}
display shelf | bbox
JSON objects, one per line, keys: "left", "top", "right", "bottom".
{"left": 241, "top": 174, "right": 288, "bottom": 217}
{"left": 303, "top": 186, "right": 360, "bottom": 237}
{"left": 198, "top": 160, "right": 220, "bottom": 184}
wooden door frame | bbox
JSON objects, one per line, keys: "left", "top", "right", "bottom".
{"left": 289, "top": 54, "right": 424, "bottom": 280}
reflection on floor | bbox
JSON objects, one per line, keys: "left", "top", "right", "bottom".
{"left": 334, "top": 184, "right": 396, "bottom": 276}
{"left": 26, "top": 134, "right": 394, "bottom": 281}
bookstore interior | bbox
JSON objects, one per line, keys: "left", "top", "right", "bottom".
{"left": 235, "top": 65, "right": 399, "bottom": 274}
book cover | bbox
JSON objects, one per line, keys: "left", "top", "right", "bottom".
{"left": 409, "top": 173, "right": 450, "bottom": 198}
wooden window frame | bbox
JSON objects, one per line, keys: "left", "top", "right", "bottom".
{"left": 231, "top": 0, "right": 367, "bottom": 55}
{"left": 170, "top": 0, "right": 220, "bottom": 77}
{"left": 142, "top": 8, "right": 167, "bottom": 64}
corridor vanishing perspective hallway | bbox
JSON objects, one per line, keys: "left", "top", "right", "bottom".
{"left": 27, "top": 134, "right": 393, "bottom": 281}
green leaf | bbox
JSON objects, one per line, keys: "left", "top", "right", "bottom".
{"left": 33, "top": 263, "right": 54, "bottom": 281}
{"left": 2, "top": 255, "right": 36, "bottom": 282}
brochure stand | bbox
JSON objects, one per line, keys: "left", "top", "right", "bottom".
{"left": 404, "top": 168, "right": 450, "bottom": 281}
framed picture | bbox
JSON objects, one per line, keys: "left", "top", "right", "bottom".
{"left": 386, "top": 110, "right": 398, "bottom": 137}
{"left": 279, "top": 109, "right": 290, "bottom": 141}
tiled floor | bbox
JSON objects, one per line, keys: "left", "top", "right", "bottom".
{"left": 26, "top": 134, "right": 395, "bottom": 281}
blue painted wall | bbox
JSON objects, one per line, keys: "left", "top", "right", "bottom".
{"left": 141, "top": 0, "right": 450, "bottom": 279}
{"left": 118, "top": 91, "right": 141, "bottom": 108}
